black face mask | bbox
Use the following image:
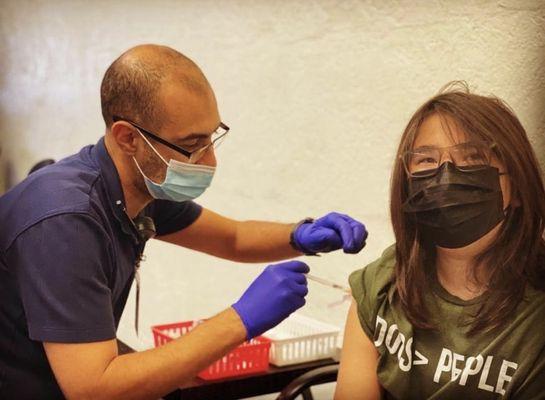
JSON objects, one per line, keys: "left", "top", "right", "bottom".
{"left": 402, "top": 162, "right": 505, "bottom": 249}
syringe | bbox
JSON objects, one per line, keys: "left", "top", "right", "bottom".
{"left": 307, "top": 273, "right": 351, "bottom": 294}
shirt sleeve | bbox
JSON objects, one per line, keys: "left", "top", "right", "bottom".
{"left": 147, "top": 200, "right": 203, "bottom": 236}
{"left": 349, "top": 267, "right": 376, "bottom": 339}
{"left": 8, "top": 213, "right": 116, "bottom": 343}
{"left": 348, "top": 244, "right": 397, "bottom": 341}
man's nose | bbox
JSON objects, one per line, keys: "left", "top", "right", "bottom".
{"left": 197, "top": 146, "right": 217, "bottom": 167}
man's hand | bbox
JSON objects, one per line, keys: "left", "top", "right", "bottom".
{"left": 232, "top": 260, "right": 309, "bottom": 339}
{"left": 292, "top": 212, "right": 367, "bottom": 255}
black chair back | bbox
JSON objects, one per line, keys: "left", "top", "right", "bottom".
{"left": 276, "top": 364, "right": 339, "bottom": 400}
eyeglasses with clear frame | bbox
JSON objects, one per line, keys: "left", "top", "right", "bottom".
{"left": 400, "top": 141, "right": 499, "bottom": 177}
{"left": 112, "top": 115, "right": 230, "bottom": 164}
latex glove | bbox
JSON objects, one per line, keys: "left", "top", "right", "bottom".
{"left": 232, "top": 260, "right": 309, "bottom": 340}
{"left": 292, "top": 212, "right": 367, "bottom": 254}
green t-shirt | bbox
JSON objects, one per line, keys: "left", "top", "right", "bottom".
{"left": 349, "top": 245, "right": 545, "bottom": 399}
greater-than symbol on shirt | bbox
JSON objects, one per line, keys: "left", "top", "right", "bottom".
{"left": 413, "top": 350, "right": 429, "bottom": 366}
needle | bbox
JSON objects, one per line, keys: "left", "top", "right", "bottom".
{"left": 307, "top": 273, "right": 351, "bottom": 293}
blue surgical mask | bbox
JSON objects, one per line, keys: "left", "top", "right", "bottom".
{"left": 133, "top": 130, "right": 215, "bottom": 202}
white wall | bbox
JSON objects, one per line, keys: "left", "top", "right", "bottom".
{"left": 1, "top": 1, "right": 544, "bottom": 398}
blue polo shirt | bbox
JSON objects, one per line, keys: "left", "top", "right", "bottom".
{"left": 0, "top": 137, "right": 202, "bottom": 399}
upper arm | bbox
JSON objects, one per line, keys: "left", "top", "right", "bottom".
{"left": 335, "top": 300, "right": 382, "bottom": 400}
{"left": 148, "top": 199, "right": 203, "bottom": 236}
{"left": 11, "top": 214, "right": 119, "bottom": 397}
{"left": 10, "top": 214, "right": 116, "bottom": 342}
{"left": 43, "top": 339, "right": 118, "bottom": 400}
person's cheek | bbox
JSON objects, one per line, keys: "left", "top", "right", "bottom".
{"left": 492, "top": 157, "right": 511, "bottom": 209}
{"left": 500, "top": 176, "right": 512, "bottom": 209}
{"left": 145, "top": 154, "right": 168, "bottom": 183}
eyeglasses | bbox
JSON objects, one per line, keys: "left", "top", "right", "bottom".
{"left": 112, "top": 115, "right": 229, "bottom": 164}
{"left": 401, "top": 141, "right": 497, "bottom": 177}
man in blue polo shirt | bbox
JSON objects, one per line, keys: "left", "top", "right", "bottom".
{"left": 0, "top": 44, "right": 367, "bottom": 399}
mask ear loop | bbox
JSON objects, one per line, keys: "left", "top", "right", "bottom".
{"left": 132, "top": 156, "right": 159, "bottom": 185}
{"left": 134, "top": 127, "right": 169, "bottom": 166}
{"left": 131, "top": 127, "right": 170, "bottom": 185}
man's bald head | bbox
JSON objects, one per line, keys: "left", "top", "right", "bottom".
{"left": 100, "top": 44, "right": 211, "bottom": 130}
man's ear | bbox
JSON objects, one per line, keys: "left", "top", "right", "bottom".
{"left": 110, "top": 121, "right": 139, "bottom": 156}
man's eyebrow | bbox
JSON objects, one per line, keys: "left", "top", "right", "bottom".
{"left": 177, "top": 132, "right": 211, "bottom": 141}
{"left": 176, "top": 123, "right": 224, "bottom": 142}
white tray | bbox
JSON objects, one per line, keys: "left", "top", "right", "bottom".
{"left": 264, "top": 313, "right": 340, "bottom": 366}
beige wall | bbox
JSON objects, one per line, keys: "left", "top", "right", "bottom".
{"left": 1, "top": 1, "right": 544, "bottom": 397}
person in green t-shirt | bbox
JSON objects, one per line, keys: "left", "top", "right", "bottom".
{"left": 335, "top": 82, "right": 545, "bottom": 400}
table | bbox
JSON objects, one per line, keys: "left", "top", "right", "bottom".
{"left": 117, "top": 339, "right": 339, "bottom": 400}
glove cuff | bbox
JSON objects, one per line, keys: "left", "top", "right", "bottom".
{"left": 289, "top": 218, "right": 319, "bottom": 256}
{"left": 231, "top": 303, "right": 253, "bottom": 340}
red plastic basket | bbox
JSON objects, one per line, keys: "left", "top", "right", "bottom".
{"left": 151, "top": 320, "right": 271, "bottom": 380}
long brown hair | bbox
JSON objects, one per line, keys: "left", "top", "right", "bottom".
{"left": 390, "top": 82, "right": 545, "bottom": 334}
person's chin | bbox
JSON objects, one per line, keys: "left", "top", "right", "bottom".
{"left": 436, "top": 220, "right": 504, "bottom": 255}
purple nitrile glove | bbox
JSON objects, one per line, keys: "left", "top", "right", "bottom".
{"left": 232, "top": 260, "right": 309, "bottom": 340}
{"left": 292, "top": 212, "right": 368, "bottom": 255}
